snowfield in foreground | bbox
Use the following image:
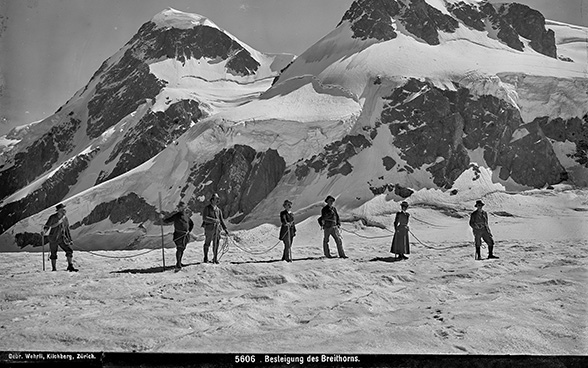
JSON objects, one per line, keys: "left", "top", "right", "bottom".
{"left": 1, "top": 188, "right": 586, "bottom": 354}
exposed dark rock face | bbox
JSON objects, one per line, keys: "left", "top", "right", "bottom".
{"left": 0, "top": 150, "right": 97, "bottom": 234}
{"left": 340, "top": 0, "right": 457, "bottom": 44}
{"left": 297, "top": 78, "right": 568, "bottom": 192}
{"left": 295, "top": 134, "right": 372, "bottom": 180}
{"left": 369, "top": 182, "right": 414, "bottom": 197}
{"left": 383, "top": 79, "right": 470, "bottom": 188}
{"left": 496, "top": 3, "right": 557, "bottom": 58}
{"left": 449, "top": 1, "right": 524, "bottom": 51}
{"left": 340, "top": 0, "right": 555, "bottom": 56}
{"left": 14, "top": 232, "right": 46, "bottom": 249}
{"left": 181, "top": 145, "right": 286, "bottom": 222}
{"left": 96, "top": 100, "right": 204, "bottom": 184}
{"left": 399, "top": 0, "right": 459, "bottom": 45}
{"left": 87, "top": 21, "right": 259, "bottom": 139}
{"left": 1, "top": 18, "right": 255, "bottom": 231}
{"left": 382, "top": 79, "right": 566, "bottom": 188}
{"left": 86, "top": 56, "right": 164, "bottom": 140}
{"left": 0, "top": 117, "right": 80, "bottom": 201}
{"left": 339, "top": 0, "right": 401, "bottom": 41}
{"left": 447, "top": 2, "right": 487, "bottom": 31}
{"left": 130, "top": 21, "right": 260, "bottom": 75}
{"left": 382, "top": 156, "right": 397, "bottom": 170}
{"left": 535, "top": 115, "right": 588, "bottom": 167}
{"left": 71, "top": 192, "right": 159, "bottom": 229}
{"left": 449, "top": 1, "right": 557, "bottom": 58}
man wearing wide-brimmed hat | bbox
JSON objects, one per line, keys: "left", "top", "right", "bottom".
{"left": 318, "top": 195, "right": 347, "bottom": 259}
{"left": 43, "top": 203, "right": 78, "bottom": 272}
{"left": 162, "top": 200, "right": 194, "bottom": 271}
{"left": 469, "top": 200, "right": 498, "bottom": 260}
{"left": 201, "top": 193, "right": 229, "bottom": 264}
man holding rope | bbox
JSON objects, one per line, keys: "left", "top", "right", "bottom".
{"left": 163, "top": 201, "right": 194, "bottom": 271}
{"left": 318, "top": 195, "right": 347, "bottom": 259}
{"left": 43, "top": 203, "right": 78, "bottom": 272}
{"left": 202, "top": 193, "right": 229, "bottom": 264}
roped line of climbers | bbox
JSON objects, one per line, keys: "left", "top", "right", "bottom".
{"left": 81, "top": 232, "right": 196, "bottom": 259}
{"left": 38, "top": 193, "right": 498, "bottom": 272}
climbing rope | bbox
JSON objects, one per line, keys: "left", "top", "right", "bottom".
{"left": 340, "top": 221, "right": 472, "bottom": 251}
{"left": 83, "top": 248, "right": 160, "bottom": 259}
{"left": 410, "top": 215, "right": 447, "bottom": 228}
{"left": 225, "top": 235, "right": 282, "bottom": 256}
{"left": 81, "top": 231, "right": 203, "bottom": 259}
{"left": 340, "top": 226, "right": 391, "bottom": 239}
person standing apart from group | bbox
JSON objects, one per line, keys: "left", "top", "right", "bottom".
{"left": 319, "top": 195, "right": 347, "bottom": 259}
{"left": 202, "top": 193, "right": 229, "bottom": 264}
{"left": 390, "top": 201, "right": 410, "bottom": 260}
{"left": 279, "top": 200, "right": 296, "bottom": 262}
{"left": 469, "top": 200, "right": 498, "bottom": 260}
{"left": 43, "top": 203, "right": 78, "bottom": 272}
{"left": 162, "top": 201, "right": 194, "bottom": 271}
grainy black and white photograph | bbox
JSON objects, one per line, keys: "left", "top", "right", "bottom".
{"left": 0, "top": 0, "right": 587, "bottom": 365}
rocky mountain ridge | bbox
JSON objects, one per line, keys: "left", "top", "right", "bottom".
{"left": 0, "top": 8, "right": 293, "bottom": 234}
{"left": 1, "top": 0, "right": 586, "bottom": 251}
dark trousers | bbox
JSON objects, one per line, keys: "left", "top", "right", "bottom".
{"left": 49, "top": 239, "right": 73, "bottom": 260}
{"left": 173, "top": 231, "right": 190, "bottom": 251}
{"left": 204, "top": 226, "right": 221, "bottom": 260}
{"left": 323, "top": 227, "right": 345, "bottom": 257}
{"left": 474, "top": 229, "right": 494, "bottom": 256}
{"left": 282, "top": 235, "right": 293, "bottom": 261}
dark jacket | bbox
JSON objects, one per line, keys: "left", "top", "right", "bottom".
{"left": 320, "top": 205, "right": 340, "bottom": 228}
{"left": 202, "top": 204, "right": 227, "bottom": 232}
{"left": 279, "top": 210, "right": 296, "bottom": 240}
{"left": 469, "top": 209, "right": 490, "bottom": 232}
{"left": 44, "top": 212, "right": 72, "bottom": 244}
{"left": 163, "top": 211, "right": 194, "bottom": 234}
{"left": 394, "top": 211, "right": 410, "bottom": 229}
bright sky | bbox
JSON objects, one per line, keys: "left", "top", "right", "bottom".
{"left": 0, "top": 0, "right": 585, "bottom": 136}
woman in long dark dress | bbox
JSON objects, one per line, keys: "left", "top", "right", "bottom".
{"left": 391, "top": 201, "right": 410, "bottom": 260}
{"left": 279, "top": 200, "right": 296, "bottom": 262}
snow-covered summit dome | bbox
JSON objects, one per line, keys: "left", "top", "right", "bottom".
{"left": 151, "top": 7, "right": 220, "bottom": 30}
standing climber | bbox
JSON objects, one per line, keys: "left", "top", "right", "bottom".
{"left": 43, "top": 203, "right": 78, "bottom": 272}
{"left": 202, "top": 193, "right": 229, "bottom": 264}
{"left": 162, "top": 201, "right": 194, "bottom": 271}
{"left": 390, "top": 201, "right": 410, "bottom": 260}
{"left": 279, "top": 200, "right": 296, "bottom": 262}
{"left": 318, "top": 196, "right": 347, "bottom": 258}
{"left": 469, "top": 200, "right": 499, "bottom": 260}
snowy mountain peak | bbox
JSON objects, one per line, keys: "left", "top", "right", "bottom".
{"left": 151, "top": 8, "right": 220, "bottom": 30}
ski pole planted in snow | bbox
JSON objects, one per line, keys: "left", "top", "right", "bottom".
{"left": 158, "top": 192, "right": 166, "bottom": 269}
{"left": 41, "top": 230, "right": 45, "bottom": 271}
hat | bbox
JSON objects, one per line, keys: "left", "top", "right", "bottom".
{"left": 475, "top": 200, "right": 485, "bottom": 207}
{"left": 55, "top": 203, "right": 66, "bottom": 210}
{"left": 210, "top": 193, "right": 220, "bottom": 201}
{"left": 283, "top": 200, "right": 292, "bottom": 206}
{"left": 401, "top": 201, "right": 409, "bottom": 207}
{"left": 325, "top": 195, "right": 335, "bottom": 203}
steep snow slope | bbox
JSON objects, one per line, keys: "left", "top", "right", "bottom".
{"left": 1, "top": 0, "right": 587, "bottom": 252}
{"left": 0, "top": 8, "right": 294, "bottom": 235}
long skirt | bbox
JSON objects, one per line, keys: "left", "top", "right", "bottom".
{"left": 390, "top": 226, "right": 410, "bottom": 255}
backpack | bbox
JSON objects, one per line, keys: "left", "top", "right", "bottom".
{"left": 317, "top": 216, "right": 323, "bottom": 227}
